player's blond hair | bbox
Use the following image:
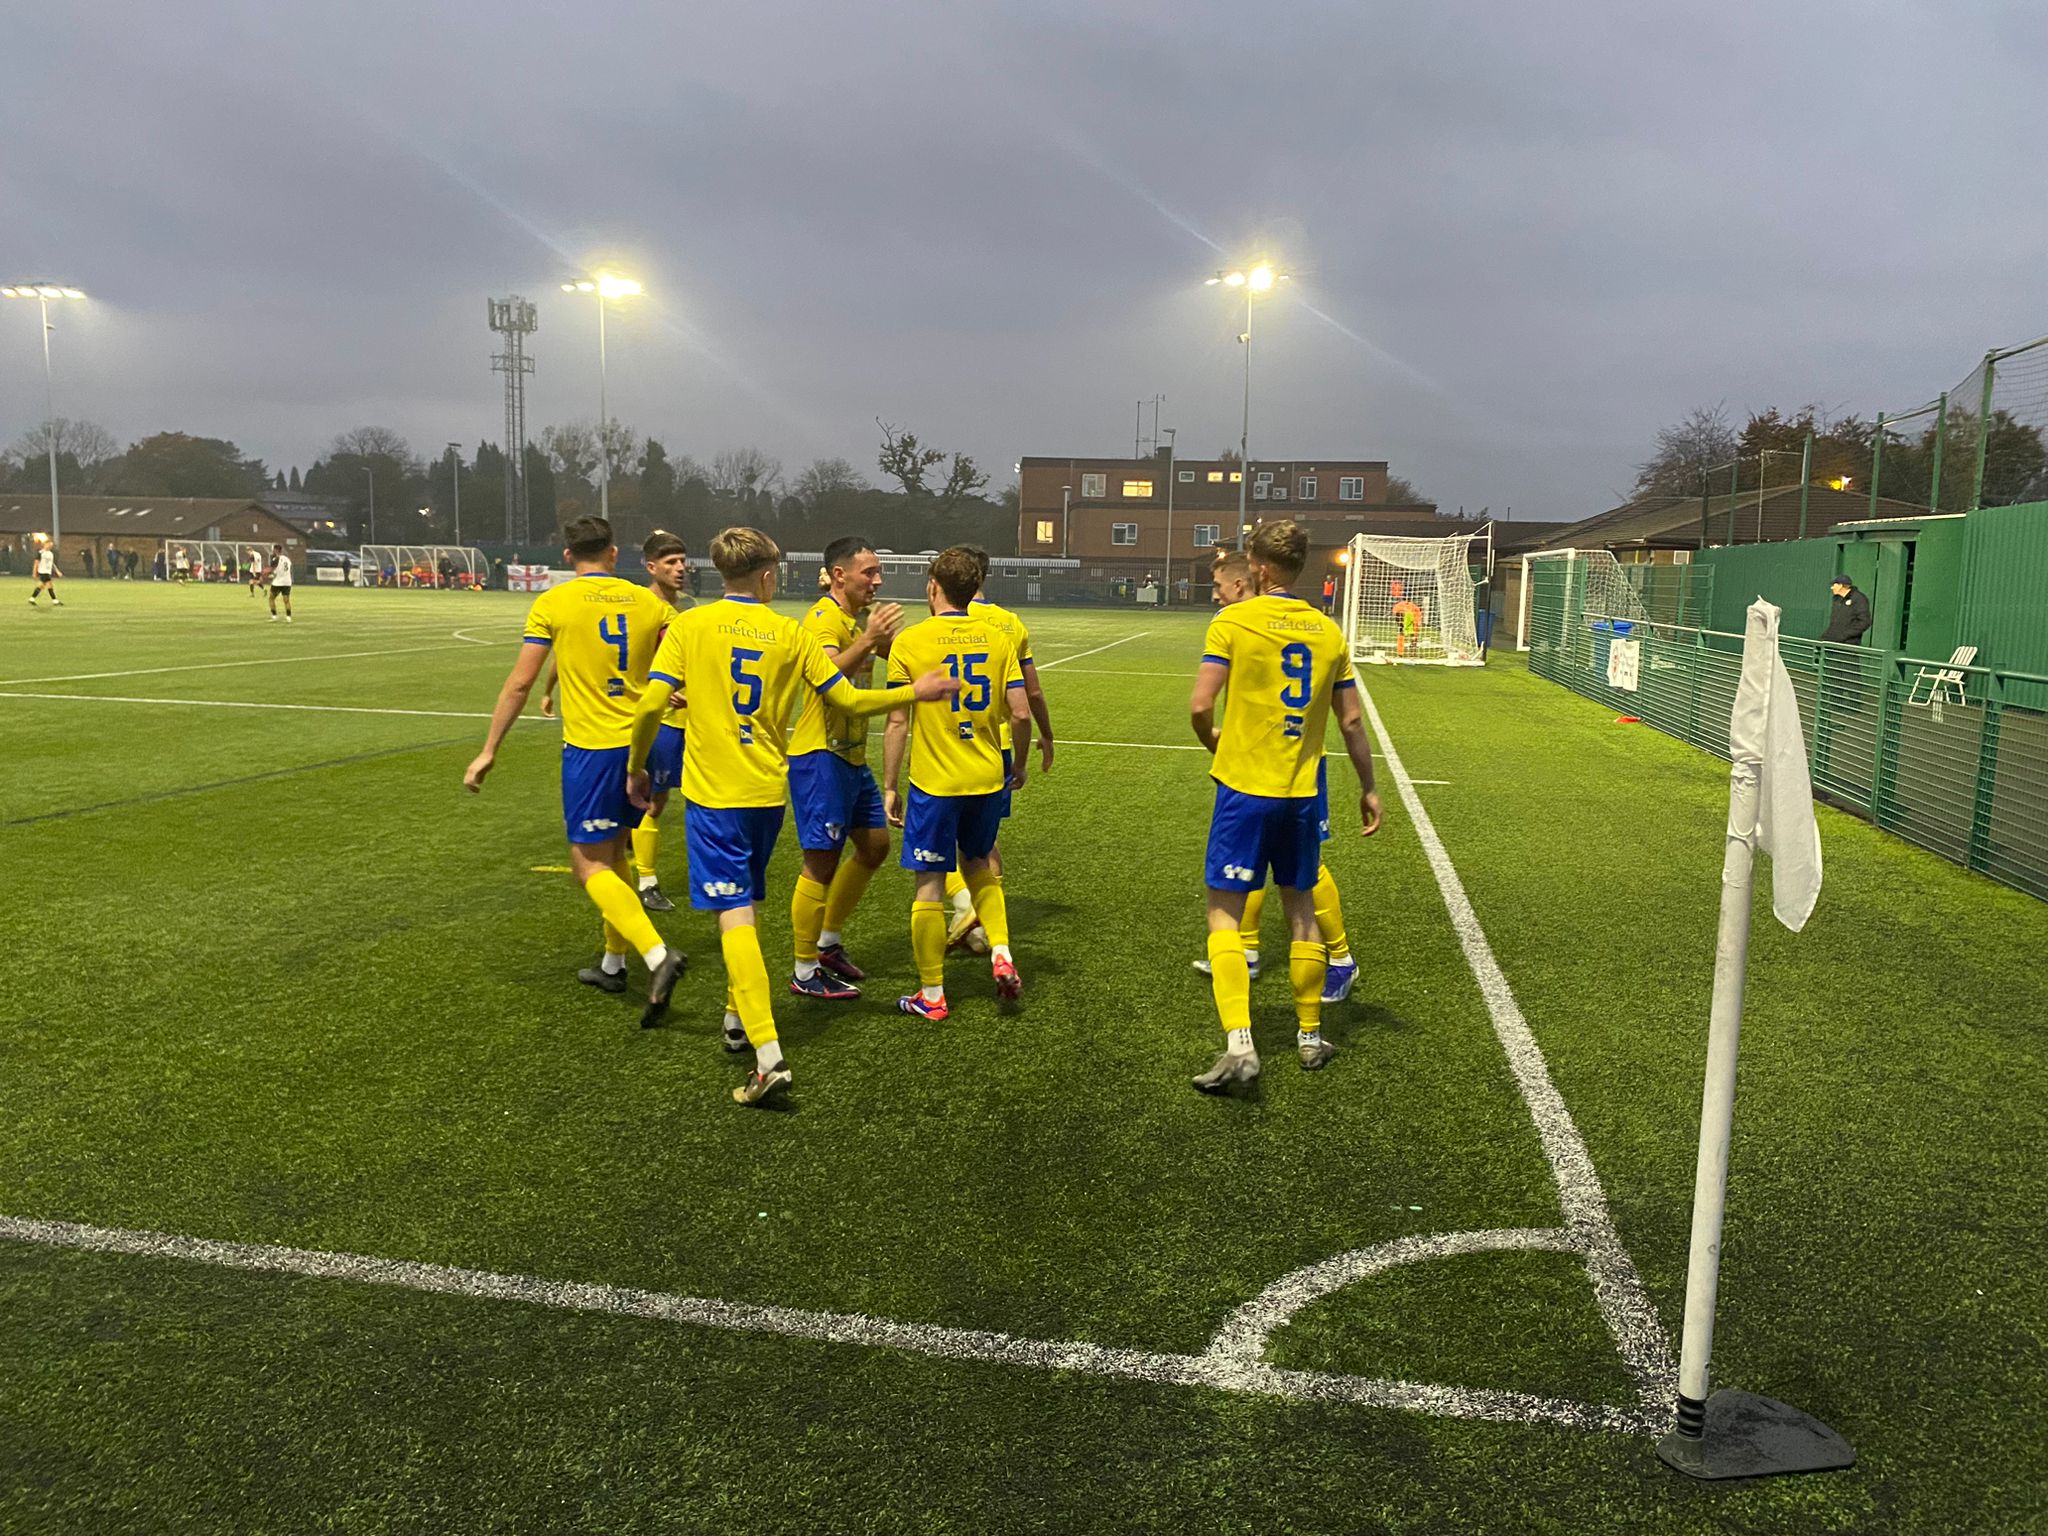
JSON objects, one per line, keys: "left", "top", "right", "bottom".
{"left": 710, "top": 526, "right": 782, "bottom": 580}
{"left": 1247, "top": 519, "right": 1308, "bottom": 585}
{"left": 1211, "top": 549, "right": 1252, "bottom": 580}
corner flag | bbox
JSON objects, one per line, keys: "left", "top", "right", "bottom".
{"left": 1659, "top": 599, "right": 1852, "bottom": 1481}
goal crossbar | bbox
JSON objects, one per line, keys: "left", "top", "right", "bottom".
{"left": 1339, "top": 527, "right": 1490, "bottom": 666}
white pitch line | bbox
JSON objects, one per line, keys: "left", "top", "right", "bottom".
{"left": 0, "top": 641, "right": 487, "bottom": 687}
{"left": 1358, "top": 682, "right": 1677, "bottom": 1412}
{"left": 1033, "top": 632, "right": 1149, "bottom": 670}
{"left": 0, "top": 690, "right": 502, "bottom": 722}
{"left": 0, "top": 1213, "right": 1650, "bottom": 1436}
{"left": 1061, "top": 738, "right": 1207, "bottom": 752}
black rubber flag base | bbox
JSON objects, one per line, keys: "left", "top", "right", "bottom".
{"left": 1657, "top": 1390, "right": 1856, "bottom": 1482}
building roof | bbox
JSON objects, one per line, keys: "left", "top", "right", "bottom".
{"left": 1521, "top": 486, "right": 1931, "bottom": 554}
{"left": 0, "top": 495, "right": 292, "bottom": 538}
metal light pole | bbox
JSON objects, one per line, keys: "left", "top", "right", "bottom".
{"left": 1061, "top": 485, "right": 1072, "bottom": 559}
{"left": 3, "top": 282, "right": 86, "bottom": 550}
{"left": 447, "top": 441, "right": 463, "bottom": 546}
{"left": 363, "top": 466, "right": 377, "bottom": 545}
{"left": 561, "top": 274, "right": 643, "bottom": 522}
{"left": 1206, "top": 265, "right": 1286, "bottom": 549}
{"left": 1161, "top": 426, "right": 1177, "bottom": 606}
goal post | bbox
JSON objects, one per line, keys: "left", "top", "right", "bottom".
{"left": 1339, "top": 526, "right": 1490, "bottom": 666}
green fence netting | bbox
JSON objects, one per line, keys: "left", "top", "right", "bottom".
{"left": 1529, "top": 556, "right": 2048, "bottom": 901}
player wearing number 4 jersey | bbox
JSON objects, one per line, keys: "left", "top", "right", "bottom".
{"left": 1189, "top": 520, "right": 1382, "bottom": 1093}
{"left": 882, "top": 546, "right": 1032, "bottom": 1017}
{"left": 464, "top": 516, "right": 685, "bottom": 1026}
{"left": 628, "top": 526, "right": 957, "bottom": 1107}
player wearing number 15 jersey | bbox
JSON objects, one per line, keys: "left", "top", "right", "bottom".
{"left": 463, "top": 516, "right": 684, "bottom": 1027}
{"left": 881, "top": 547, "right": 1032, "bottom": 1018}
{"left": 1188, "top": 520, "right": 1382, "bottom": 1095}
{"left": 627, "top": 526, "right": 956, "bottom": 1108}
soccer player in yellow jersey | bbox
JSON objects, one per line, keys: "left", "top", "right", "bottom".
{"left": 543, "top": 531, "right": 691, "bottom": 911}
{"left": 935, "top": 547, "right": 1058, "bottom": 953}
{"left": 463, "top": 516, "right": 685, "bottom": 1026}
{"left": 786, "top": 535, "right": 906, "bottom": 1001}
{"left": 1189, "top": 521, "right": 1382, "bottom": 1093}
{"left": 882, "top": 547, "right": 1033, "bottom": 1016}
{"left": 1191, "top": 550, "right": 1360, "bottom": 1000}
{"left": 627, "top": 527, "right": 955, "bottom": 1107}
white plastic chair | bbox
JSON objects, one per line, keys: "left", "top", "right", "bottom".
{"left": 1906, "top": 645, "right": 1977, "bottom": 709}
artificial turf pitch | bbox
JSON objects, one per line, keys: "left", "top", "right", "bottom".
{"left": 1, "top": 581, "right": 2044, "bottom": 1534}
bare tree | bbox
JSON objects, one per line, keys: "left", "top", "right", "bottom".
{"left": 1633, "top": 404, "right": 1737, "bottom": 496}
{"left": 6, "top": 418, "right": 119, "bottom": 489}
{"left": 330, "top": 426, "right": 417, "bottom": 467}
{"left": 794, "top": 456, "right": 867, "bottom": 505}
{"left": 710, "top": 446, "right": 783, "bottom": 499}
{"left": 1384, "top": 474, "right": 1427, "bottom": 505}
{"left": 877, "top": 420, "right": 988, "bottom": 515}
{"left": 541, "top": 422, "right": 600, "bottom": 488}
{"left": 595, "top": 417, "right": 642, "bottom": 479}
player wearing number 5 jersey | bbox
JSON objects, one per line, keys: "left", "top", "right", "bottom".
{"left": 1189, "top": 520, "right": 1382, "bottom": 1094}
{"left": 881, "top": 547, "right": 1032, "bottom": 1017}
{"left": 627, "top": 526, "right": 957, "bottom": 1108}
{"left": 464, "top": 516, "right": 684, "bottom": 1026}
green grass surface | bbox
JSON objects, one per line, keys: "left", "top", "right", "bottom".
{"left": 2, "top": 580, "right": 2044, "bottom": 1534}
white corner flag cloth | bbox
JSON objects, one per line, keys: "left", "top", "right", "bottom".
{"left": 1729, "top": 599, "right": 1823, "bottom": 931}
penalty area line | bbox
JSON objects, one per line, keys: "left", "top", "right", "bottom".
{"left": 0, "top": 641, "right": 489, "bottom": 687}
{"left": 0, "top": 691, "right": 515, "bottom": 722}
{"left": 0, "top": 1214, "right": 1648, "bottom": 1436}
{"left": 1357, "top": 682, "right": 1677, "bottom": 1413}
{"left": 1032, "top": 632, "right": 1149, "bottom": 670}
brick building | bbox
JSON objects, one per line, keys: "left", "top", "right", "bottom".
{"left": 0, "top": 495, "right": 307, "bottom": 576}
{"left": 1017, "top": 451, "right": 1455, "bottom": 586}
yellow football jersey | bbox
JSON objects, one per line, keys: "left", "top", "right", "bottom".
{"left": 645, "top": 596, "right": 909, "bottom": 809}
{"left": 888, "top": 609, "right": 1023, "bottom": 796}
{"left": 1202, "top": 592, "right": 1356, "bottom": 799}
{"left": 969, "top": 597, "right": 1033, "bottom": 748}
{"left": 788, "top": 595, "right": 875, "bottom": 766}
{"left": 522, "top": 575, "right": 676, "bottom": 750}
{"left": 656, "top": 590, "right": 692, "bottom": 731}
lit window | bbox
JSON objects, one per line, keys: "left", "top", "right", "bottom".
{"left": 1035, "top": 520, "right": 1055, "bottom": 545}
{"left": 1178, "top": 469, "right": 1196, "bottom": 482}
{"left": 1122, "top": 480, "right": 1153, "bottom": 498}
{"left": 1339, "top": 477, "right": 1364, "bottom": 501}
{"left": 1207, "top": 471, "right": 1224, "bottom": 483}
{"left": 1111, "top": 522, "right": 1138, "bottom": 546}
{"left": 1192, "top": 523, "right": 1221, "bottom": 547}
{"left": 1229, "top": 471, "right": 1242, "bottom": 483}
{"left": 1298, "top": 476, "right": 1316, "bottom": 499}
{"left": 1081, "top": 473, "right": 1106, "bottom": 498}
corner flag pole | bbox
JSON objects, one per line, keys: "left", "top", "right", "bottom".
{"left": 1658, "top": 599, "right": 1854, "bottom": 1482}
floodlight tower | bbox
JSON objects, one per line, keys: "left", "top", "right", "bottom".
{"left": 488, "top": 296, "right": 538, "bottom": 543}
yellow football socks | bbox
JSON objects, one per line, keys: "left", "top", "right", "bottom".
{"left": 1239, "top": 886, "right": 1267, "bottom": 946}
{"left": 820, "top": 855, "right": 879, "bottom": 945}
{"left": 1206, "top": 929, "right": 1253, "bottom": 1040}
{"left": 963, "top": 867, "right": 1010, "bottom": 953}
{"left": 790, "top": 875, "right": 827, "bottom": 967}
{"left": 721, "top": 922, "right": 777, "bottom": 1048}
{"left": 1314, "top": 864, "right": 1350, "bottom": 962}
{"left": 1290, "top": 940, "right": 1327, "bottom": 1032}
{"left": 911, "top": 899, "right": 948, "bottom": 997}
{"left": 583, "top": 867, "right": 665, "bottom": 966}
{"left": 631, "top": 823, "right": 661, "bottom": 886}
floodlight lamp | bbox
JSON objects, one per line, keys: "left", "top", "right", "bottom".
{"left": 1247, "top": 265, "right": 1275, "bottom": 292}
{"left": 1222, "top": 271, "right": 1247, "bottom": 287}
{"left": 37, "top": 286, "right": 62, "bottom": 298}
{"left": 596, "top": 275, "right": 642, "bottom": 299}
{"left": 60, "top": 288, "right": 84, "bottom": 299}
{"left": 0, "top": 288, "right": 18, "bottom": 298}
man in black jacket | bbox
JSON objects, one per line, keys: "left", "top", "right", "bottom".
{"left": 1822, "top": 576, "right": 1871, "bottom": 644}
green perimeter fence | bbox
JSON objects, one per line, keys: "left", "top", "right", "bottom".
{"left": 1529, "top": 558, "right": 2048, "bottom": 902}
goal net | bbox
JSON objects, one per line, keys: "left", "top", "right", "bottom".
{"left": 164, "top": 539, "right": 269, "bottom": 581}
{"left": 359, "top": 545, "right": 490, "bottom": 589}
{"left": 1339, "top": 528, "right": 1489, "bottom": 665}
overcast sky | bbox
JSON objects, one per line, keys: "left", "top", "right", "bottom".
{"left": 4, "top": 1, "right": 2045, "bottom": 521}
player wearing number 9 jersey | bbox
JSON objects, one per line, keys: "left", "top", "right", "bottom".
{"left": 881, "top": 547, "right": 1032, "bottom": 1017}
{"left": 1188, "top": 519, "right": 1382, "bottom": 1096}
{"left": 627, "top": 526, "right": 957, "bottom": 1108}
{"left": 463, "top": 516, "right": 685, "bottom": 1029}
